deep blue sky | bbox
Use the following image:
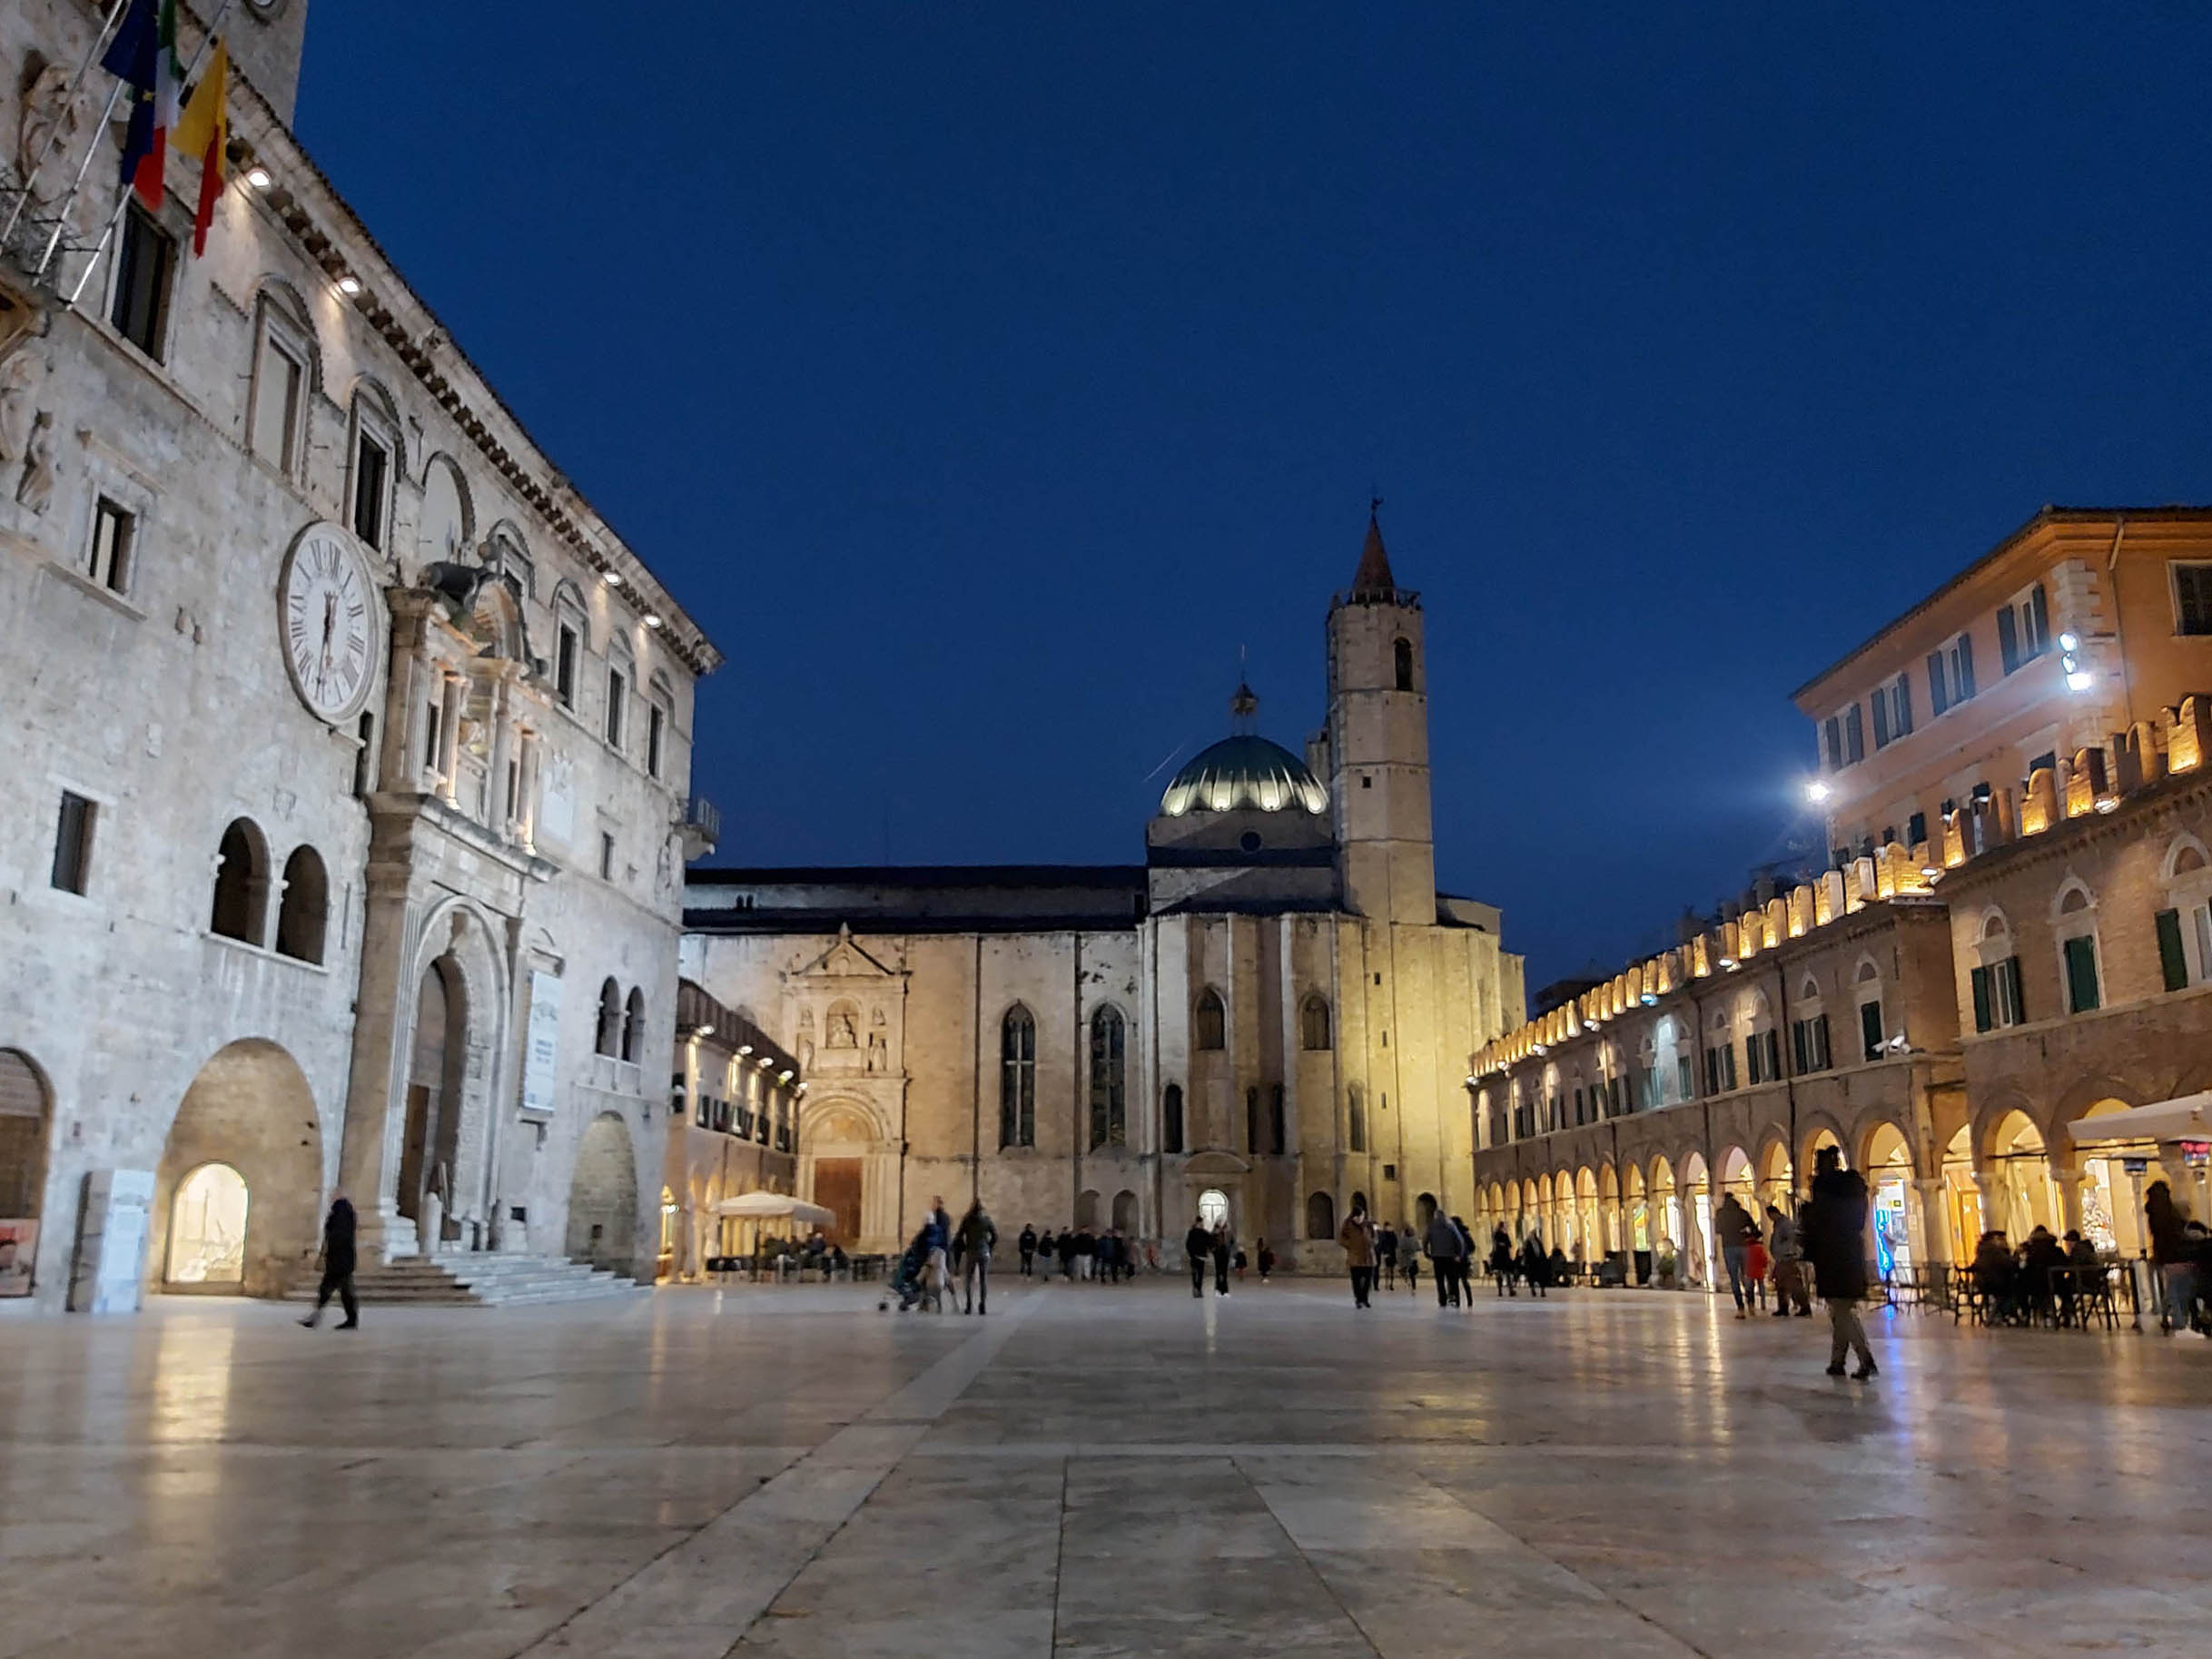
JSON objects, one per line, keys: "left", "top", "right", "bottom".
{"left": 298, "top": 5, "right": 2212, "bottom": 992}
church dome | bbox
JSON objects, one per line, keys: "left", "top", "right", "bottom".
{"left": 1160, "top": 733, "right": 1328, "bottom": 817}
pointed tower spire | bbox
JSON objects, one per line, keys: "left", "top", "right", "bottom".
{"left": 1349, "top": 498, "right": 1397, "bottom": 600}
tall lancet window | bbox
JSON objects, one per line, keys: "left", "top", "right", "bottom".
{"left": 1089, "top": 1006, "right": 1126, "bottom": 1150}
{"left": 1000, "top": 1005, "right": 1036, "bottom": 1148}
{"left": 1194, "top": 989, "right": 1226, "bottom": 1051}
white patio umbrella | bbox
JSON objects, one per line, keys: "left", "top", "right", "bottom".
{"left": 2065, "top": 1093, "right": 2212, "bottom": 1146}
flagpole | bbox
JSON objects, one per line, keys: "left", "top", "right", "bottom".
{"left": 0, "top": 0, "right": 133, "bottom": 248}
{"left": 60, "top": 0, "right": 237, "bottom": 304}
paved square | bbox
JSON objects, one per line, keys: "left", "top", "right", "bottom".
{"left": 2, "top": 1279, "right": 2208, "bottom": 1657}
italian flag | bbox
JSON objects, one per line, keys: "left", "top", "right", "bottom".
{"left": 102, "top": 0, "right": 183, "bottom": 212}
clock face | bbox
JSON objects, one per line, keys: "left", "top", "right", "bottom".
{"left": 278, "top": 523, "right": 380, "bottom": 723}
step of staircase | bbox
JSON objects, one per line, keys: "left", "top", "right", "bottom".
{"left": 286, "top": 1254, "right": 647, "bottom": 1308}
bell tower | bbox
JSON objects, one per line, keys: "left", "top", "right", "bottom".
{"left": 228, "top": 0, "right": 313, "bottom": 125}
{"left": 1325, "top": 509, "right": 1436, "bottom": 923}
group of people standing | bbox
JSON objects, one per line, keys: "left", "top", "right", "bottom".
{"left": 1016, "top": 1224, "right": 1146, "bottom": 1282}
{"left": 891, "top": 1194, "right": 997, "bottom": 1315}
{"left": 1334, "top": 1205, "right": 1498, "bottom": 1308}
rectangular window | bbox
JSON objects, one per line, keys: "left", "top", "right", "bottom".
{"left": 87, "top": 498, "right": 133, "bottom": 593}
{"left": 1823, "top": 716, "right": 1842, "bottom": 772}
{"left": 2064, "top": 935, "right": 2101, "bottom": 1014}
{"left": 1703, "top": 1043, "right": 1737, "bottom": 1094}
{"left": 1907, "top": 811, "right": 1927, "bottom": 847}
{"left": 2000, "top": 584, "right": 2052, "bottom": 674}
{"left": 599, "top": 831, "right": 615, "bottom": 881}
{"left": 1927, "top": 650, "right": 1950, "bottom": 717}
{"left": 1871, "top": 690, "right": 1891, "bottom": 749}
{"left": 351, "top": 431, "right": 390, "bottom": 548}
{"left": 110, "top": 205, "right": 173, "bottom": 360}
{"left": 422, "top": 696, "right": 442, "bottom": 771}
{"left": 1891, "top": 674, "right": 1912, "bottom": 739}
{"left": 647, "top": 704, "right": 665, "bottom": 779}
{"left": 1675, "top": 1055, "right": 1694, "bottom": 1100}
{"left": 1994, "top": 955, "right": 2023, "bottom": 1026}
{"left": 51, "top": 792, "right": 94, "bottom": 894}
{"left": 605, "top": 668, "right": 626, "bottom": 747}
{"left": 556, "top": 625, "right": 579, "bottom": 708}
{"left": 1998, "top": 604, "right": 2019, "bottom": 675}
{"left": 1951, "top": 632, "right": 1976, "bottom": 701}
{"left": 2157, "top": 909, "right": 2189, "bottom": 992}
{"left": 1791, "top": 1013, "right": 1832, "bottom": 1074}
{"left": 1859, "top": 999, "right": 1884, "bottom": 1062}
{"left": 1746, "top": 1032, "right": 1768, "bottom": 1085}
{"left": 252, "top": 336, "right": 305, "bottom": 472}
{"left": 2175, "top": 564, "right": 2212, "bottom": 637}
{"left": 1572, "top": 1086, "right": 1585, "bottom": 1126}
{"left": 1753, "top": 1029, "right": 1780, "bottom": 1083}
{"left": 1844, "top": 705, "right": 1864, "bottom": 764}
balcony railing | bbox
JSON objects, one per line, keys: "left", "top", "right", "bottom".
{"left": 678, "top": 793, "right": 720, "bottom": 860}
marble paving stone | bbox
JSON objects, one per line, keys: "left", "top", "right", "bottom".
{"left": 4, "top": 1280, "right": 2212, "bottom": 1657}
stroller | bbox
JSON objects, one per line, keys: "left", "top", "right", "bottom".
{"left": 886, "top": 1227, "right": 945, "bottom": 1313}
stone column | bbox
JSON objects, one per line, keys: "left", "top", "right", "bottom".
{"left": 1912, "top": 1177, "right": 1951, "bottom": 1268}
{"left": 334, "top": 854, "right": 420, "bottom": 1262}
{"left": 435, "top": 670, "right": 463, "bottom": 805}
{"left": 515, "top": 728, "right": 540, "bottom": 852}
{"left": 486, "top": 667, "right": 515, "bottom": 838}
{"left": 2052, "top": 1155, "right": 2086, "bottom": 1234}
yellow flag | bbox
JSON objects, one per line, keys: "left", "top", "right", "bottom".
{"left": 174, "top": 40, "right": 228, "bottom": 255}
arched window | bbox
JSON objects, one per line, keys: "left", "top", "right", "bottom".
{"left": 622, "top": 987, "right": 646, "bottom": 1062}
{"left": 1162, "top": 1083, "right": 1185, "bottom": 1154}
{"left": 417, "top": 454, "right": 473, "bottom": 568}
{"left": 1000, "top": 1005, "right": 1036, "bottom": 1148}
{"left": 1348, "top": 1083, "right": 1367, "bottom": 1152}
{"left": 1088, "top": 1006, "right": 1126, "bottom": 1150}
{"left": 210, "top": 818, "right": 269, "bottom": 944}
{"left": 596, "top": 977, "right": 623, "bottom": 1057}
{"left": 1306, "top": 1190, "right": 1336, "bottom": 1240}
{"left": 273, "top": 845, "right": 327, "bottom": 963}
{"left": 1393, "top": 637, "right": 1414, "bottom": 692}
{"left": 1194, "top": 988, "right": 1226, "bottom": 1051}
{"left": 1300, "top": 995, "right": 1331, "bottom": 1052}
{"left": 0, "top": 1049, "right": 53, "bottom": 1243}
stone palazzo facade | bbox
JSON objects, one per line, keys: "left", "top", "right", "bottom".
{"left": 684, "top": 524, "right": 1526, "bottom": 1263}
{"left": 1473, "top": 508, "right": 2212, "bottom": 1279}
{"left": 0, "top": 0, "right": 716, "bottom": 1309}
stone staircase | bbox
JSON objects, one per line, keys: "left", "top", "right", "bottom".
{"left": 286, "top": 1253, "right": 647, "bottom": 1308}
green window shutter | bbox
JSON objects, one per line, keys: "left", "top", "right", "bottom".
{"left": 2157, "top": 908, "right": 2189, "bottom": 992}
{"left": 2003, "top": 956, "right": 2025, "bottom": 1023}
{"left": 2064, "top": 936, "right": 2101, "bottom": 1013}
{"left": 1970, "top": 965, "right": 1992, "bottom": 1033}
{"left": 1860, "top": 999, "right": 1884, "bottom": 1061}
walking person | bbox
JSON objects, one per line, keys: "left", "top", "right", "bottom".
{"left": 1487, "top": 1225, "right": 1516, "bottom": 1298}
{"left": 299, "top": 1189, "right": 360, "bottom": 1329}
{"left": 1765, "top": 1203, "right": 1812, "bottom": 1316}
{"left": 1057, "top": 1227, "right": 1079, "bottom": 1281}
{"left": 1376, "top": 1223, "right": 1398, "bottom": 1291}
{"left": 1801, "top": 1147, "right": 1875, "bottom": 1378}
{"left": 1713, "top": 1190, "right": 1757, "bottom": 1318}
{"left": 1339, "top": 1202, "right": 1377, "bottom": 1308}
{"left": 1256, "top": 1237, "right": 1276, "bottom": 1282}
{"left": 1517, "top": 1231, "right": 1549, "bottom": 1299}
{"left": 1427, "top": 1209, "right": 1466, "bottom": 1308}
{"left": 1018, "top": 1222, "right": 1038, "bottom": 1278}
{"left": 956, "top": 1200, "right": 996, "bottom": 1315}
{"left": 1400, "top": 1228, "right": 1420, "bottom": 1295}
{"left": 1185, "top": 1215, "right": 1213, "bottom": 1298}
{"left": 1210, "top": 1220, "right": 1233, "bottom": 1296}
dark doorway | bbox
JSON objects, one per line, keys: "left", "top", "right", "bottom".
{"left": 814, "top": 1158, "right": 863, "bottom": 1246}
{"left": 399, "top": 958, "right": 464, "bottom": 1230}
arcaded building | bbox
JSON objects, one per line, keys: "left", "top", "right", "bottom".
{"left": 684, "top": 522, "right": 1525, "bottom": 1263}
{"left": 0, "top": 0, "right": 716, "bottom": 1308}
{"left": 1472, "top": 506, "right": 2212, "bottom": 1280}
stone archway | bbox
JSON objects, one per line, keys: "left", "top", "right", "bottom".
{"left": 155, "top": 1040, "right": 324, "bottom": 1298}
{"left": 566, "top": 1111, "right": 638, "bottom": 1274}
{"left": 0, "top": 1049, "right": 54, "bottom": 1297}
{"left": 801, "top": 1099, "right": 893, "bottom": 1250}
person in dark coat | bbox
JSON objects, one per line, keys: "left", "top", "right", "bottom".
{"left": 1712, "top": 1192, "right": 1758, "bottom": 1318}
{"left": 1518, "top": 1232, "right": 1550, "bottom": 1297}
{"left": 1185, "top": 1217, "right": 1213, "bottom": 1298}
{"left": 1800, "top": 1147, "right": 1874, "bottom": 1378}
{"left": 1487, "top": 1225, "right": 1516, "bottom": 1298}
{"left": 2147, "top": 1180, "right": 2196, "bottom": 1333}
{"left": 1210, "top": 1220, "right": 1234, "bottom": 1296}
{"left": 1017, "top": 1223, "right": 1038, "bottom": 1277}
{"left": 1427, "top": 1211, "right": 1468, "bottom": 1308}
{"left": 300, "top": 1190, "right": 360, "bottom": 1329}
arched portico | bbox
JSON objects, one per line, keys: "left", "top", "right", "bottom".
{"left": 800, "top": 1097, "right": 897, "bottom": 1251}
{"left": 154, "top": 1039, "right": 324, "bottom": 1298}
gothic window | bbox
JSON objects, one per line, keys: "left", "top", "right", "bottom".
{"left": 1300, "top": 994, "right": 1331, "bottom": 1051}
{"left": 1194, "top": 988, "right": 1226, "bottom": 1051}
{"left": 1000, "top": 1005, "right": 1036, "bottom": 1149}
{"left": 211, "top": 819, "right": 269, "bottom": 944}
{"left": 1162, "top": 1083, "right": 1185, "bottom": 1154}
{"left": 1394, "top": 637, "right": 1414, "bottom": 692}
{"left": 622, "top": 987, "right": 646, "bottom": 1062}
{"left": 274, "top": 844, "right": 327, "bottom": 963}
{"left": 1088, "top": 1006, "right": 1126, "bottom": 1150}
{"left": 1306, "top": 1190, "right": 1335, "bottom": 1240}
{"left": 596, "top": 977, "right": 622, "bottom": 1057}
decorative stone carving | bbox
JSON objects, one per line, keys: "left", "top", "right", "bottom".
{"left": 825, "top": 1006, "right": 859, "bottom": 1049}
{"left": 0, "top": 345, "right": 39, "bottom": 463}
{"left": 864, "top": 1031, "right": 886, "bottom": 1074}
{"left": 15, "top": 55, "right": 82, "bottom": 206}
{"left": 15, "top": 407, "right": 54, "bottom": 511}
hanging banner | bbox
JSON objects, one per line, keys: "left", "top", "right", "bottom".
{"left": 520, "top": 971, "right": 563, "bottom": 1119}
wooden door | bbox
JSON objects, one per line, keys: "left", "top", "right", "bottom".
{"left": 814, "top": 1159, "right": 864, "bottom": 1246}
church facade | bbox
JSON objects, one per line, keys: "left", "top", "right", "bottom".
{"left": 682, "top": 523, "right": 1525, "bottom": 1266}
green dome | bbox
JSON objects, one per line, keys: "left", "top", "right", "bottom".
{"left": 1160, "top": 735, "right": 1328, "bottom": 817}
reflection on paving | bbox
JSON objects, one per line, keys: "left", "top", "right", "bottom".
{"left": 1, "top": 1279, "right": 2208, "bottom": 1657}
